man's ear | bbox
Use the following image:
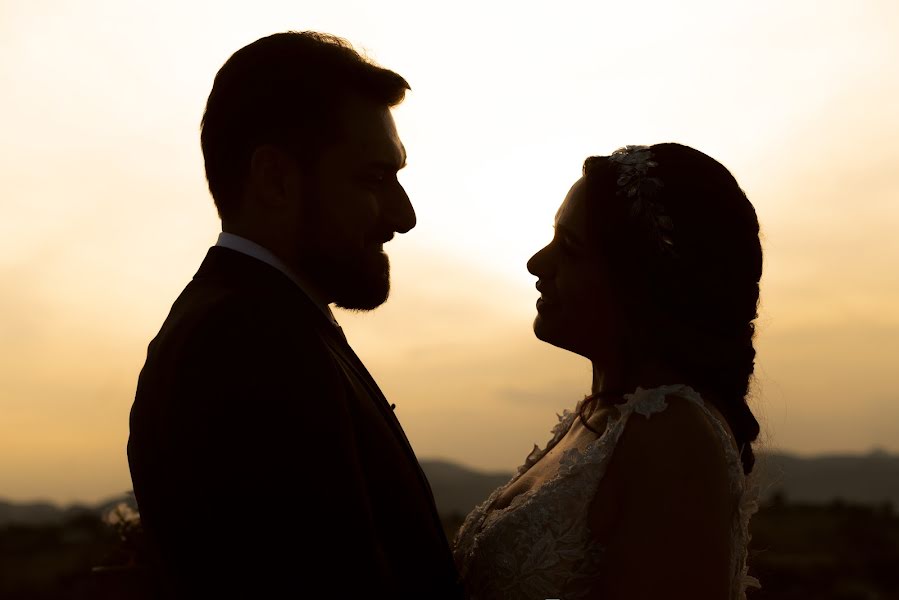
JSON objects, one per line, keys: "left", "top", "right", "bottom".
{"left": 248, "top": 144, "right": 301, "bottom": 209}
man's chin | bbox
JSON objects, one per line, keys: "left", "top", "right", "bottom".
{"left": 333, "top": 254, "right": 391, "bottom": 311}
{"left": 334, "top": 284, "right": 389, "bottom": 311}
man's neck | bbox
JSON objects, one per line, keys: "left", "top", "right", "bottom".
{"left": 215, "top": 230, "right": 338, "bottom": 327}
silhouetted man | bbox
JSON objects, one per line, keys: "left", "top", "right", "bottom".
{"left": 127, "top": 32, "right": 461, "bottom": 599}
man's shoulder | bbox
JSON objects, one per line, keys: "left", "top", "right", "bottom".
{"left": 145, "top": 277, "right": 328, "bottom": 366}
{"left": 169, "top": 245, "right": 326, "bottom": 328}
{"left": 133, "top": 278, "right": 346, "bottom": 421}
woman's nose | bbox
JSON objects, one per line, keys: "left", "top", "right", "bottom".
{"left": 527, "top": 244, "right": 550, "bottom": 276}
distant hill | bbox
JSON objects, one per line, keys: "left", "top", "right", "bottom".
{"left": 420, "top": 459, "right": 513, "bottom": 516}
{"left": 423, "top": 450, "right": 899, "bottom": 516}
{"left": 0, "top": 495, "right": 136, "bottom": 527}
{"left": 754, "top": 450, "right": 899, "bottom": 506}
{"left": 2, "top": 451, "right": 897, "bottom": 526}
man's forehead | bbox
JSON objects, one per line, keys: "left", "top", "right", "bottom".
{"left": 338, "top": 99, "right": 406, "bottom": 167}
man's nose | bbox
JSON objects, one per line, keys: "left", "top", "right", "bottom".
{"left": 387, "top": 182, "right": 416, "bottom": 234}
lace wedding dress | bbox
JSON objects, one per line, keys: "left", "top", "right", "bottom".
{"left": 452, "top": 384, "right": 760, "bottom": 599}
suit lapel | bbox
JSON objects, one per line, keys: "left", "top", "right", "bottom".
{"left": 321, "top": 333, "right": 443, "bottom": 502}
{"left": 318, "top": 323, "right": 449, "bottom": 540}
{"left": 323, "top": 335, "right": 410, "bottom": 447}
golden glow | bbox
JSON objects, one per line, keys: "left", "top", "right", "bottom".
{"left": 1, "top": 0, "right": 897, "bottom": 504}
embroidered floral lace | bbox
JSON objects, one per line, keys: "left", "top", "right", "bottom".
{"left": 452, "top": 384, "right": 760, "bottom": 599}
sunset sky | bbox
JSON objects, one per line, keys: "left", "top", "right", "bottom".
{"left": 2, "top": 0, "right": 897, "bottom": 505}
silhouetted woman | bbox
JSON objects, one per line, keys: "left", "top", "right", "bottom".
{"left": 454, "top": 143, "right": 763, "bottom": 599}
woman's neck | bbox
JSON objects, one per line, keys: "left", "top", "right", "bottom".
{"left": 591, "top": 359, "right": 686, "bottom": 397}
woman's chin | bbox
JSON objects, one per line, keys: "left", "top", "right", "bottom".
{"left": 533, "top": 316, "right": 591, "bottom": 357}
{"left": 532, "top": 315, "right": 554, "bottom": 343}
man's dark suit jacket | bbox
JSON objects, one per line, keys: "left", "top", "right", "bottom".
{"left": 128, "top": 246, "right": 461, "bottom": 598}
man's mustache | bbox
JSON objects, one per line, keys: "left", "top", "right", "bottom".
{"left": 368, "top": 230, "right": 395, "bottom": 246}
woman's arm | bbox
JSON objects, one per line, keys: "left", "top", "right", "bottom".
{"left": 587, "top": 395, "right": 735, "bottom": 599}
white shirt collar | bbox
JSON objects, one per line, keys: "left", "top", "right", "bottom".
{"left": 215, "top": 232, "right": 340, "bottom": 328}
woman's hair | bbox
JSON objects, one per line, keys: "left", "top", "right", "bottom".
{"left": 579, "top": 143, "right": 762, "bottom": 475}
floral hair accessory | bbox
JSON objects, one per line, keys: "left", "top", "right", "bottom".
{"left": 609, "top": 145, "right": 676, "bottom": 257}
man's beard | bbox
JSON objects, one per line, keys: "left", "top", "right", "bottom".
{"left": 332, "top": 248, "right": 391, "bottom": 311}
{"left": 292, "top": 180, "right": 392, "bottom": 311}
{"left": 300, "top": 246, "right": 391, "bottom": 311}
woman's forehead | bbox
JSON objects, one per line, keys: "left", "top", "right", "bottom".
{"left": 554, "top": 177, "right": 588, "bottom": 229}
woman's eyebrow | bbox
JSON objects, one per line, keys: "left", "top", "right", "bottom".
{"left": 555, "top": 223, "right": 586, "bottom": 245}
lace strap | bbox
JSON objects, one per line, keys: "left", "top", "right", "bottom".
{"left": 620, "top": 386, "right": 740, "bottom": 471}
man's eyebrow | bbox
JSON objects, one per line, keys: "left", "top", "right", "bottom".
{"left": 368, "top": 148, "right": 407, "bottom": 171}
{"left": 363, "top": 161, "right": 400, "bottom": 174}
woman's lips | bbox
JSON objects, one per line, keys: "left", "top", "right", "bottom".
{"left": 535, "top": 282, "right": 555, "bottom": 312}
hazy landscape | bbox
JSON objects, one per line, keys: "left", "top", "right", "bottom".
{"left": 2, "top": 452, "right": 899, "bottom": 599}
{"left": 5, "top": 451, "right": 899, "bottom": 528}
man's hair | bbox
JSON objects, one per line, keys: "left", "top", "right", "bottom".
{"left": 200, "top": 31, "right": 410, "bottom": 220}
